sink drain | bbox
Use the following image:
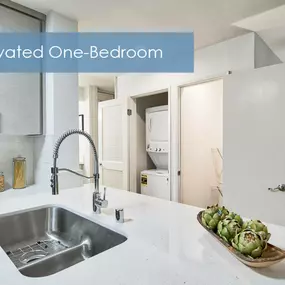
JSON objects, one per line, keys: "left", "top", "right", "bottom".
{"left": 19, "top": 250, "right": 48, "bottom": 264}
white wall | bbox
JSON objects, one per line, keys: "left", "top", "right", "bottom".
{"left": 116, "top": 33, "right": 256, "bottom": 98}
{"left": 34, "top": 11, "right": 81, "bottom": 190}
{"left": 117, "top": 33, "right": 279, "bottom": 98}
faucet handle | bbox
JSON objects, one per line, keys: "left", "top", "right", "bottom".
{"left": 101, "top": 187, "right": 108, "bottom": 208}
{"left": 93, "top": 187, "right": 108, "bottom": 213}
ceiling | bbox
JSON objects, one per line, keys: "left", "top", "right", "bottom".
{"left": 258, "top": 26, "right": 285, "bottom": 63}
{"left": 12, "top": 0, "right": 285, "bottom": 49}
{"left": 78, "top": 73, "right": 116, "bottom": 92}
{"left": 233, "top": 5, "right": 285, "bottom": 62}
{"left": 12, "top": 0, "right": 285, "bottom": 90}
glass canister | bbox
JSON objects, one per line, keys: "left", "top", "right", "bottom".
{"left": 13, "top": 156, "right": 26, "bottom": 189}
{"left": 0, "top": 172, "right": 4, "bottom": 192}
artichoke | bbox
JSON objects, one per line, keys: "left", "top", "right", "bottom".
{"left": 226, "top": 212, "right": 243, "bottom": 226}
{"left": 202, "top": 205, "right": 229, "bottom": 230}
{"left": 243, "top": 220, "right": 271, "bottom": 241}
{"left": 232, "top": 229, "right": 267, "bottom": 258}
{"left": 217, "top": 217, "right": 242, "bottom": 243}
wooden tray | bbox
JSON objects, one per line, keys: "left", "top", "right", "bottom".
{"left": 197, "top": 211, "right": 285, "bottom": 268}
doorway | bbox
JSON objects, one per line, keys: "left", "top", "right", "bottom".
{"left": 78, "top": 86, "right": 114, "bottom": 181}
{"left": 180, "top": 79, "right": 223, "bottom": 207}
{"left": 130, "top": 90, "right": 170, "bottom": 199}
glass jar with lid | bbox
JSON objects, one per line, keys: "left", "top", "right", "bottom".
{"left": 13, "top": 156, "right": 26, "bottom": 189}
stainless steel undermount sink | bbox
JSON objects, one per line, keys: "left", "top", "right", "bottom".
{"left": 0, "top": 206, "right": 127, "bottom": 277}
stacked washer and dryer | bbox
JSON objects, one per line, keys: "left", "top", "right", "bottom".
{"left": 141, "top": 105, "right": 170, "bottom": 200}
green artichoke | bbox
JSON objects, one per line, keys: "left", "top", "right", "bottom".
{"left": 232, "top": 229, "right": 267, "bottom": 258}
{"left": 217, "top": 217, "right": 242, "bottom": 243}
{"left": 242, "top": 220, "right": 271, "bottom": 241}
{"left": 202, "top": 205, "right": 229, "bottom": 230}
{"left": 226, "top": 212, "right": 243, "bottom": 226}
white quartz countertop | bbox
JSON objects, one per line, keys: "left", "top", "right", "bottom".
{"left": 0, "top": 184, "right": 285, "bottom": 285}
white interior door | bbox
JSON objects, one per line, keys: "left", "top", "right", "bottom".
{"left": 93, "top": 91, "right": 115, "bottom": 149}
{"left": 224, "top": 63, "right": 285, "bottom": 226}
{"left": 98, "top": 98, "right": 129, "bottom": 190}
{"left": 180, "top": 79, "right": 223, "bottom": 208}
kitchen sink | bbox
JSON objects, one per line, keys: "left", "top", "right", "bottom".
{"left": 0, "top": 206, "right": 127, "bottom": 277}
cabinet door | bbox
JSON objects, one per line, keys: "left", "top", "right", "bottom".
{"left": 0, "top": 74, "right": 41, "bottom": 135}
{"left": 224, "top": 63, "right": 285, "bottom": 226}
{"left": 0, "top": 5, "right": 42, "bottom": 135}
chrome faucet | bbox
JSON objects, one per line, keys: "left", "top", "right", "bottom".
{"left": 50, "top": 129, "right": 108, "bottom": 214}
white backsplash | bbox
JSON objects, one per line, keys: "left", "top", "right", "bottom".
{"left": 0, "top": 135, "right": 34, "bottom": 189}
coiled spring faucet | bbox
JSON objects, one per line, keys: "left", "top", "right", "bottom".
{"left": 50, "top": 129, "right": 107, "bottom": 214}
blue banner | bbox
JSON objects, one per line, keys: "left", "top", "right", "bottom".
{"left": 0, "top": 32, "right": 194, "bottom": 73}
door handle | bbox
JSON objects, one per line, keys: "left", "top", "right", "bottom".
{"left": 79, "top": 114, "right": 84, "bottom": 131}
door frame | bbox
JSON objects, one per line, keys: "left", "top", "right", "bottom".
{"left": 129, "top": 88, "right": 171, "bottom": 194}
{"left": 177, "top": 73, "right": 227, "bottom": 203}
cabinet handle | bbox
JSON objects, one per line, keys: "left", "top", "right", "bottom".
{"left": 79, "top": 114, "right": 84, "bottom": 131}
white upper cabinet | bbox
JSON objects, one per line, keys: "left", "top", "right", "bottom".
{"left": 0, "top": 5, "right": 42, "bottom": 135}
{"left": 0, "top": 73, "right": 42, "bottom": 135}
